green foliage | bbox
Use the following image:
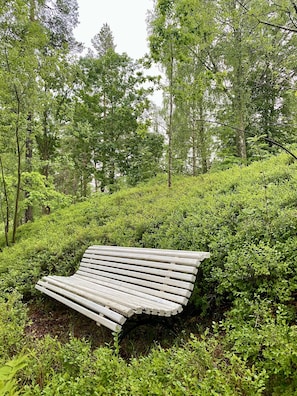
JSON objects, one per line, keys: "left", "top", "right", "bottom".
{"left": 0, "top": 355, "right": 28, "bottom": 396}
{"left": 0, "top": 0, "right": 79, "bottom": 240}
{"left": 18, "top": 334, "right": 267, "bottom": 395}
{"left": 0, "top": 292, "right": 28, "bottom": 364}
{"left": 150, "top": 0, "right": 216, "bottom": 175}
{"left": 222, "top": 301, "right": 297, "bottom": 394}
{"left": 215, "top": 242, "right": 290, "bottom": 302}
{"left": 0, "top": 153, "right": 297, "bottom": 394}
{"left": 149, "top": 0, "right": 297, "bottom": 169}
{"left": 2, "top": 152, "right": 297, "bottom": 311}
{"left": 72, "top": 47, "right": 161, "bottom": 194}
{"left": 21, "top": 172, "right": 72, "bottom": 215}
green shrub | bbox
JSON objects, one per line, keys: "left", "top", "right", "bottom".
{"left": 0, "top": 292, "right": 28, "bottom": 364}
{"left": 1, "top": 153, "right": 297, "bottom": 394}
{"left": 20, "top": 334, "right": 268, "bottom": 395}
{"left": 2, "top": 154, "right": 297, "bottom": 316}
{"left": 0, "top": 355, "right": 28, "bottom": 396}
{"left": 222, "top": 300, "right": 297, "bottom": 394}
{"left": 214, "top": 241, "right": 291, "bottom": 303}
{"left": 21, "top": 336, "right": 62, "bottom": 391}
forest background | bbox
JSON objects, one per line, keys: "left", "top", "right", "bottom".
{"left": 2, "top": 0, "right": 297, "bottom": 244}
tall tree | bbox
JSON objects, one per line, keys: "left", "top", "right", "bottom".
{"left": 91, "top": 23, "right": 116, "bottom": 56}
{"left": 0, "top": 0, "right": 79, "bottom": 242}
{"left": 34, "top": 0, "right": 79, "bottom": 182}
{"left": 244, "top": 0, "right": 297, "bottom": 155}
{"left": 0, "top": 0, "right": 48, "bottom": 241}
{"left": 73, "top": 29, "right": 162, "bottom": 194}
{"left": 213, "top": 0, "right": 254, "bottom": 163}
{"left": 149, "top": 0, "right": 179, "bottom": 187}
{"left": 150, "top": 0, "right": 297, "bottom": 170}
{"left": 149, "top": 0, "right": 217, "bottom": 178}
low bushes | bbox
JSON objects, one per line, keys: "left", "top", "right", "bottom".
{"left": 5, "top": 334, "right": 267, "bottom": 395}
{"left": 0, "top": 292, "right": 28, "bottom": 365}
{"left": 0, "top": 306, "right": 295, "bottom": 394}
{"left": 3, "top": 154, "right": 297, "bottom": 313}
{"left": 1, "top": 153, "right": 297, "bottom": 394}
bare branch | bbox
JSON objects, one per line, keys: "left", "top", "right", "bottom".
{"left": 291, "top": 0, "right": 297, "bottom": 15}
{"left": 236, "top": 0, "right": 297, "bottom": 33}
{"left": 264, "top": 137, "right": 297, "bottom": 160}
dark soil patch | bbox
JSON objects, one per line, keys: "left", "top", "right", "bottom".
{"left": 26, "top": 300, "right": 210, "bottom": 358}
{"left": 26, "top": 300, "right": 114, "bottom": 347}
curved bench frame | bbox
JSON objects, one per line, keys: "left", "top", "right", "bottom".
{"left": 36, "top": 245, "right": 210, "bottom": 333}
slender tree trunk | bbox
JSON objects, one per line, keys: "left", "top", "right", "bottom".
{"left": 0, "top": 157, "right": 9, "bottom": 246}
{"left": 25, "top": 112, "right": 34, "bottom": 223}
{"left": 41, "top": 109, "right": 50, "bottom": 179}
{"left": 94, "top": 162, "right": 99, "bottom": 192}
{"left": 234, "top": 73, "right": 247, "bottom": 162}
{"left": 191, "top": 118, "right": 197, "bottom": 176}
{"left": 237, "top": 106, "right": 247, "bottom": 162}
{"left": 12, "top": 100, "right": 22, "bottom": 244}
{"left": 5, "top": 48, "right": 23, "bottom": 244}
{"left": 83, "top": 174, "right": 88, "bottom": 197}
{"left": 24, "top": 1, "right": 35, "bottom": 223}
{"left": 199, "top": 103, "right": 208, "bottom": 174}
{"left": 167, "top": 42, "right": 174, "bottom": 188}
{"left": 190, "top": 71, "right": 198, "bottom": 176}
{"left": 233, "top": 27, "right": 247, "bottom": 164}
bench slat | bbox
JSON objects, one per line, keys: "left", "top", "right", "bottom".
{"left": 86, "top": 247, "right": 201, "bottom": 266}
{"left": 35, "top": 284, "right": 122, "bottom": 332}
{"left": 78, "top": 264, "right": 195, "bottom": 290}
{"left": 41, "top": 277, "right": 136, "bottom": 317}
{"left": 75, "top": 271, "right": 189, "bottom": 305}
{"left": 83, "top": 254, "right": 198, "bottom": 275}
{"left": 72, "top": 275, "right": 181, "bottom": 309}
{"left": 66, "top": 276, "right": 182, "bottom": 315}
{"left": 88, "top": 245, "right": 210, "bottom": 261}
{"left": 81, "top": 257, "right": 197, "bottom": 281}
{"left": 76, "top": 268, "right": 192, "bottom": 298}
{"left": 48, "top": 276, "right": 176, "bottom": 316}
{"left": 37, "top": 279, "right": 126, "bottom": 324}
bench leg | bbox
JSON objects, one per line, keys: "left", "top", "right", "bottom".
{"left": 119, "top": 315, "right": 178, "bottom": 342}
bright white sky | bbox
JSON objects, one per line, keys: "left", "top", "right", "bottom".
{"left": 74, "top": 0, "right": 163, "bottom": 106}
{"left": 74, "top": 0, "right": 154, "bottom": 59}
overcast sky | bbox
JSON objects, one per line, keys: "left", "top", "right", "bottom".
{"left": 74, "top": 0, "right": 154, "bottom": 59}
{"left": 74, "top": 0, "right": 163, "bottom": 106}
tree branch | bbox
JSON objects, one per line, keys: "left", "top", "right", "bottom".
{"left": 291, "top": 0, "right": 297, "bottom": 15}
{"left": 264, "top": 137, "right": 297, "bottom": 160}
{"left": 236, "top": 0, "right": 297, "bottom": 33}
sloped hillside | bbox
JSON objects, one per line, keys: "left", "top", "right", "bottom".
{"left": 1, "top": 153, "right": 297, "bottom": 314}
{"left": 1, "top": 153, "right": 297, "bottom": 394}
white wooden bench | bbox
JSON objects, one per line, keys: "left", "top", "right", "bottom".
{"left": 36, "top": 245, "right": 210, "bottom": 333}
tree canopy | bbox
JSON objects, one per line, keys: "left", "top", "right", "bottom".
{"left": 1, "top": 0, "right": 297, "bottom": 242}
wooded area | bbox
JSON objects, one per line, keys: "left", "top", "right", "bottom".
{"left": 1, "top": 0, "right": 297, "bottom": 244}
{"left": 2, "top": 1, "right": 297, "bottom": 393}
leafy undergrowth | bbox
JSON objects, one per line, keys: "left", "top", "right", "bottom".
{"left": 1, "top": 153, "right": 297, "bottom": 394}
{"left": 25, "top": 300, "right": 207, "bottom": 358}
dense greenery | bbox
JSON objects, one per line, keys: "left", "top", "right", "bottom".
{"left": 149, "top": 0, "right": 297, "bottom": 177}
{"left": 0, "top": 152, "right": 297, "bottom": 394}
{"left": 0, "top": 2, "right": 162, "bottom": 244}
{"left": 2, "top": 0, "right": 297, "bottom": 244}
{"left": 1, "top": 1, "right": 297, "bottom": 394}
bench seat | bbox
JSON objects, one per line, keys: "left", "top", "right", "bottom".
{"left": 36, "top": 245, "right": 210, "bottom": 333}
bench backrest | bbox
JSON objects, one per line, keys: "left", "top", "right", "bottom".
{"left": 75, "top": 245, "right": 210, "bottom": 306}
